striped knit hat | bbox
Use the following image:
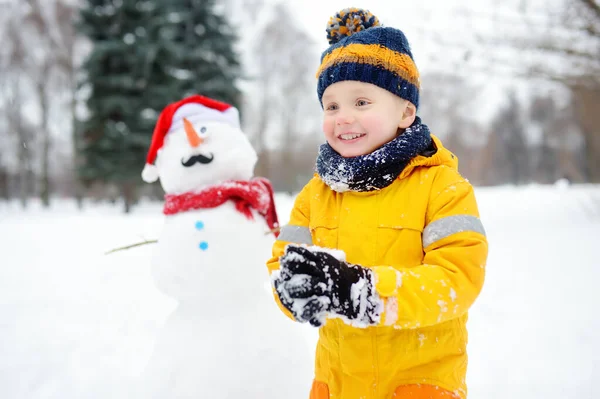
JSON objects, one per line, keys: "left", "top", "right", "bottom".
{"left": 316, "top": 8, "right": 420, "bottom": 108}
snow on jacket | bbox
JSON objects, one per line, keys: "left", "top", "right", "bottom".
{"left": 266, "top": 135, "right": 488, "bottom": 399}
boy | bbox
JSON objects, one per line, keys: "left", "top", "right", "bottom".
{"left": 267, "top": 8, "right": 488, "bottom": 399}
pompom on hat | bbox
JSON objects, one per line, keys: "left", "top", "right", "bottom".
{"left": 141, "top": 95, "right": 240, "bottom": 183}
{"left": 316, "top": 8, "right": 420, "bottom": 108}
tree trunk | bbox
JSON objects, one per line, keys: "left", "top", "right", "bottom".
{"left": 0, "top": 167, "right": 7, "bottom": 201}
{"left": 71, "top": 75, "right": 84, "bottom": 209}
{"left": 11, "top": 77, "right": 30, "bottom": 209}
{"left": 281, "top": 108, "right": 295, "bottom": 194}
{"left": 572, "top": 82, "right": 600, "bottom": 183}
{"left": 252, "top": 80, "right": 271, "bottom": 179}
{"left": 18, "top": 141, "right": 31, "bottom": 209}
{"left": 121, "top": 182, "right": 136, "bottom": 213}
{"left": 38, "top": 70, "right": 51, "bottom": 207}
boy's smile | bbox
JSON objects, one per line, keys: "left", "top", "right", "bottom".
{"left": 321, "top": 81, "right": 416, "bottom": 158}
{"left": 338, "top": 132, "right": 366, "bottom": 141}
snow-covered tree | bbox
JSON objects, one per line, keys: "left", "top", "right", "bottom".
{"left": 485, "top": 92, "right": 530, "bottom": 185}
{"left": 78, "top": 0, "right": 178, "bottom": 212}
{"left": 240, "top": 2, "right": 320, "bottom": 185}
{"left": 160, "top": 0, "right": 241, "bottom": 106}
{"left": 533, "top": 0, "right": 600, "bottom": 182}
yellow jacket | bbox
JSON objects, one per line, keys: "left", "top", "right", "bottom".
{"left": 267, "top": 136, "right": 488, "bottom": 399}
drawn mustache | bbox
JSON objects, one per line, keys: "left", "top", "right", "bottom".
{"left": 181, "top": 153, "right": 214, "bottom": 167}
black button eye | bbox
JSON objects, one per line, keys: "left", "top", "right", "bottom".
{"left": 200, "top": 126, "right": 207, "bottom": 134}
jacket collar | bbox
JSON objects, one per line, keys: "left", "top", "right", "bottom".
{"left": 399, "top": 135, "right": 458, "bottom": 179}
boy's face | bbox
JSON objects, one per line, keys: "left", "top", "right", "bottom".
{"left": 322, "top": 81, "right": 415, "bottom": 158}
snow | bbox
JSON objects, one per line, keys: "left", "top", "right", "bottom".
{"left": 449, "top": 287, "right": 457, "bottom": 302}
{"left": 306, "top": 245, "right": 346, "bottom": 262}
{"left": 1, "top": 183, "right": 600, "bottom": 398}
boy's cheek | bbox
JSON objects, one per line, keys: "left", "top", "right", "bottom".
{"left": 362, "top": 116, "right": 395, "bottom": 141}
{"left": 322, "top": 119, "right": 335, "bottom": 137}
{"left": 360, "top": 114, "right": 383, "bottom": 132}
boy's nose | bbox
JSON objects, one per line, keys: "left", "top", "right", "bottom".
{"left": 335, "top": 111, "right": 354, "bottom": 125}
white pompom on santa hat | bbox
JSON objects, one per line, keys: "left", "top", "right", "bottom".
{"left": 141, "top": 95, "right": 240, "bottom": 183}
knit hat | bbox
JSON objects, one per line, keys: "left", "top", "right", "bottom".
{"left": 141, "top": 95, "right": 240, "bottom": 183}
{"left": 316, "top": 8, "right": 420, "bottom": 108}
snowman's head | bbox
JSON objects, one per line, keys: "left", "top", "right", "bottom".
{"left": 142, "top": 96, "right": 257, "bottom": 194}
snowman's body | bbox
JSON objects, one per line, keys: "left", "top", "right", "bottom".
{"left": 138, "top": 96, "right": 311, "bottom": 398}
{"left": 152, "top": 203, "right": 269, "bottom": 304}
{"left": 142, "top": 204, "right": 310, "bottom": 398}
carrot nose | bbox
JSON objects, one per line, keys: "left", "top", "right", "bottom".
{"left": 183, "top": 118, "right": 204, "bottom": 147}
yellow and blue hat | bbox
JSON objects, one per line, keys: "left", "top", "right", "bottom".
{"left": 317, "top": 8, "right": 420, "bottom": 108}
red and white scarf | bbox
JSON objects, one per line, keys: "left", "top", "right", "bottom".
{"left": 163, "top": 178, "right": 279, "bottom": 237}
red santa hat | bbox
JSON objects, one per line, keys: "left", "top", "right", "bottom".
{"left": 141, "top": 95, "right": 240, "bottom": 183}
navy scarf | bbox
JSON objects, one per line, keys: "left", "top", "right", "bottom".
{"left": 316, "top": 117, "right": 433, "bottom": 192}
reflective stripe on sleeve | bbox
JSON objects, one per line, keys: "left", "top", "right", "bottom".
{"left": 423, "top": 215, "right": 486, "bottom": 248}
{"left": 277, "top": 224, "right": 313, "bottom": 245}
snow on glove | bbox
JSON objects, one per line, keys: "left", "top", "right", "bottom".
{"left": 275, "top": 244, "right": 382, "bottom": 327}
{"left": 273, "top": 275, "right": 329, "bottom": 327}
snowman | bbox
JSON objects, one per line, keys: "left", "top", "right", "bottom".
{"left": 138, "top": 95, "right": 311, "bottom": 398}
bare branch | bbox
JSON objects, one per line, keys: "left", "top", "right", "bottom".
{"left": 105, "top": 239, "right": 158, "bottom": 255}
{"left": 579, "top": 0, "right": 600, "bottom": 20}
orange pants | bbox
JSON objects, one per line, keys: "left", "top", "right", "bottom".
{"left": 310, "top": 381, "right": 461, "bottom": 399}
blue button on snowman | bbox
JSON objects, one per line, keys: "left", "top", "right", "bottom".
{"left": 195, "top": 221, "right": 209, "bottom": 251}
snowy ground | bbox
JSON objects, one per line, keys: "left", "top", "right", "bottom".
{"left": 1, "top": 183, "right": 599, "bottom": 399}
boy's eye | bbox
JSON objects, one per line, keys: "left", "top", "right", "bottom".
{"left": 356, "top": 99, "right": 370, "bottom": 106}
{"left": 326, "top": 104, "right": 338, "bottom": 111}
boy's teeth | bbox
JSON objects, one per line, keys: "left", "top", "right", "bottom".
{"left": 340, "top": 133, "right": 364, "bottom": 140}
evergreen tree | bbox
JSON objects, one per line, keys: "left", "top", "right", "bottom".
{"left": 77, "top": 0, "right": 179, "bottom": 212}
{"left": 160, "top": 0, "right": 241, "bottom": 106}
{"left": 489, "top": 92, "right": 529, "bottom": 185}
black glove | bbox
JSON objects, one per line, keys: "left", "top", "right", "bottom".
{"left": 273, "top": 244, "right": 381, "bottom": 327}
{"left": 273, "top": 275, "right": 329, "bottom": 327}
